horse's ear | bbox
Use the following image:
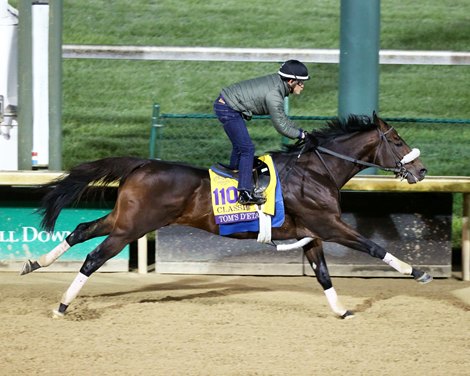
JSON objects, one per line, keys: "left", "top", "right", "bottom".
{"left": 372, "top": 111, "right": 379, "bottom": 124}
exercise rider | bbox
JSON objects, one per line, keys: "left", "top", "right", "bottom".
{"left": 213, "top": 59, "right": 310, "bottom": 205}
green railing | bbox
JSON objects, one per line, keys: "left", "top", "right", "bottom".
{"left": 149, "top": 103, "right": 470, "bottom": 176}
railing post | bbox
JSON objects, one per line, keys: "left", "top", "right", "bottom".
{"left": 462, "top": 193, "right": 470, "bottom": 281}
{"left": 17, "top": 0, "right": 33, "bottom": 170}
{"left": 338, "top": 0, "right": 380, "bottom": 175}
{"left": 149, "top": 103, "right": 163, "bottom": 159}
{"left": 48, "top": 0, "right": 63, "bottom": 170}
{"left": 137, "top": 235, "right": 148, "bottom": 274}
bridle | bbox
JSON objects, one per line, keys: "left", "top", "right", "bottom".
{"left": 310, "top": 127, "right": 421, "bottom": 187}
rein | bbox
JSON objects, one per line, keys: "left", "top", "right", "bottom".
{"left": 315, "top": 146, "right": 403, "bottom": 174}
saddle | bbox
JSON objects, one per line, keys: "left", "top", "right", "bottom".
{"left": 208, "top": 155, "right": 285, "bottom": 238}
{"left": 210, "top": 157, "right": 271, "bottom": 194}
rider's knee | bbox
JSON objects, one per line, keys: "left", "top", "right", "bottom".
{"left": 240, "top": 143, "right": 255, "bottom": 155}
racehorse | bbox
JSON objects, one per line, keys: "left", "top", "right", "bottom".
{"left": 21, "top": 113, "right": 431, "bottom": 319}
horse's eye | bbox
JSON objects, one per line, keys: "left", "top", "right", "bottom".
{"left": 389, "top": 135, "right": 403, "bottom": 147}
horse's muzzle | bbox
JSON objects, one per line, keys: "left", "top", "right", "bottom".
{"left": 405, "top": 168, "right": 427, "bottom": 184}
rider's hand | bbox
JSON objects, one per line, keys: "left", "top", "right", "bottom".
{"left": 302, "top": 130, "right": 319, "bottom": 147}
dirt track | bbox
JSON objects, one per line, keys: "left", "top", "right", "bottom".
{"left": 0, "top": 272, "right": 469, "bottom": 376}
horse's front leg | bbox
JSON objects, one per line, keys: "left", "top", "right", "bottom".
{"left": 20, "top": 217, "right": 110, "bottom": 275}
{"left": 303, "top": 239, "right": 354, "bottom": 319}
{"left": 362, "top": 237, "right": 433, "bottom": 283}
{"left": 320, "top": 216, "right": 433, "bottom": 284}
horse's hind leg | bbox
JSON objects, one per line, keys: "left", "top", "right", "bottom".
{"left": 20, "top": 216, "right": 111, "bottom": 275}
{"left": 52, "top": 233, "right": 130, "bottom": 317}
{"left": 303, "top": 239, "right": 354, "bottom": 319}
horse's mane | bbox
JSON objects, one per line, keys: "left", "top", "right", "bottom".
{"left": 281, "top": 114, "right": 378, "bottom": 154}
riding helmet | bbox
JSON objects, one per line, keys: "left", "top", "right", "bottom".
{"left": 278, "top": 60, "right": 310, "bottom": 81}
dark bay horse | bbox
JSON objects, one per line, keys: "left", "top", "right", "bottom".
{"left": 21, "top": 113, "right": 431, "bottom": 319}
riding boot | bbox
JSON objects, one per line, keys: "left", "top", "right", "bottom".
{"left": 238, "top": 189, "right": 266, "bottom": 205}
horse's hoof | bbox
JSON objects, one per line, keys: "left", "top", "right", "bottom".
{"left": 415, "top": 272, "right": 433, "bottom": 284}
{"left": 19, "top": 260, "right": 40, "bottom": 276}
{"left": 341, "top": 310, "right": 355, "bottom": 319}
{"left": 52, "top": 309, "right": 65, "bottom": 319}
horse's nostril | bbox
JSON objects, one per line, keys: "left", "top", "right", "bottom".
{"left": 420, "top": 169, "right": 427, "bottom": 178}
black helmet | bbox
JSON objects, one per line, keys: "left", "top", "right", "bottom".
{"left": 278, "top": 60, "right": 310, "bottom": 81}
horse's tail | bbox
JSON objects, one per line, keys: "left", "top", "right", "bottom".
{"left": 39, "top": 157, "right": 150, "bottom": 232}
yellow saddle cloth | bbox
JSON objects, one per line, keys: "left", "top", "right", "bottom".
{"left": 209, "top": 155, "right": 277, "bottom": 225}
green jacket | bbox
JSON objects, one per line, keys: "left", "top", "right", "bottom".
{"left": 221, "top": 73, "right": 302, "bottom": 139}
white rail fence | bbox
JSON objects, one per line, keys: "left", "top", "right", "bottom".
{"left": 63, "top": 45, "right": 470, "bottom": 65}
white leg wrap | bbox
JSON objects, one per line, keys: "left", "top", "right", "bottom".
{"left": 276, "top": 237, "right": 313, "bottom": 251}
{"left": 382, "top": 252, "right": 412, "bottom": 275}
{"left": 61, "top": 272, "right": 89, "bottom": 306}
{"left": 324, "top": 287, "right": 347, "bottom": 317}
{"left": 38, "top": 240, "right": 70, "bottom": 267}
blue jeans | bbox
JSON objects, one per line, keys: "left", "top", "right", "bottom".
{"left": 213, "top": 95, "right": 254, "bottom": 191}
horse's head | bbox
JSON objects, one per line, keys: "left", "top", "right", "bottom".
{"left": 286, "top": 113, "right": 427, "bottom": 185}
{"left": 371, "top": 112, "right": 427, "bottom": 183}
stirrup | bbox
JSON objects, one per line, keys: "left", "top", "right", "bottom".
{"left": 238, "top": 190, "right": 266, "bottom": 205}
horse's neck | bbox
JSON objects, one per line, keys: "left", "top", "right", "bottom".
{"left": 309, "top": 152, "right": 361, "bottom": 188}
{"left": 272, "top": 132, "right": 379, "bottom": 188}
{"left": 318, "top": 132, "right": 378, "bottom": 187}
{"left": 272, "top": 153, "right": 350, "bottom": 191}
